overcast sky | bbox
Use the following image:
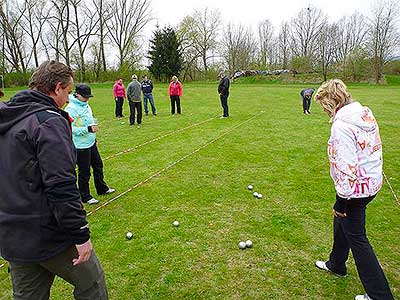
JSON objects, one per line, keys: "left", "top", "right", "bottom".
{"left": 148, "top": 0, "right": 373, "bottom": 32}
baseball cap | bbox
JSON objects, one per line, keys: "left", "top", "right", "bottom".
{"left": 75, "top": 84, "right": 93, "bottom": 98}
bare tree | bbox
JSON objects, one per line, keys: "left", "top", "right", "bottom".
{"left": 291, "top": 6, "right": 327, "bottom": 60}
{"left": 278, "top": 21, "right": 291, "bottom": 70}
{"left": 334, "top": 12, "right": 368, "bottom": 66}
{"left": 317, "top": 23, "right": 337, "bottom": 81}
{"left": 368, "top": 0, "right": 399, "bottom": 83}
{"left": 70, "top": 0, "right": 99, "bottom": 81}
{"left": 47, "top": 0, "right": 72, "bottom": 65}
{"left": 220, "top": 23, "right": 257, "bottom": 73}
{"left": 0, "top": 0, "right": 27, "bottom": 72}
{"left": 258, "top": 19, "right": 274, "bottom": 69}
{"left": 18, "top": 0, "right": 49, "bottom": 68}
{"left": 106, "top": 0, "right": 151, "bottom": 69}
{"left": 92, "top": 0, "right": 112, "bottom": 72}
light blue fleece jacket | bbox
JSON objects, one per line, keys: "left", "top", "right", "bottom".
{"left": 65, "top": 95, "right": 96, "bottom": 149}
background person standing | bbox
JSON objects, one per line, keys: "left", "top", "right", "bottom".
{"left": 113, "top": 78, "right": 126, "bottom": 119}
{"left": 218, "top": 72, "right": 230, "bottom": 118}
{"left": 141, "top": 75, "right": 157, "bottom": 116}
{"left": 314, "top": 79, "right": 394, "bottom": 300}
{"left": 127, "top": 74, "right": 143, "bottom": 127}
{"left": 65, "top": 84, "right": 115, "bottom": 205}
{"left": 300, "top": 87, "right": 315, "bottom": 114}
{"left": 168, "top": 75, "right": 183, "bottom": 115}
{"left": 0, "top": 61, "right": 108, "bottom": 300}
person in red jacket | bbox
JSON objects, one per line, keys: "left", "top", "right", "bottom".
{"left": 168, "top": 75, "right": 183, "bottom": 115}
{"left": 113, "top": 78, "right": 126, "bottom": 119}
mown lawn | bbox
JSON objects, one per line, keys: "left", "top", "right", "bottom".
{"left": 0, "top": 82, "right": 399, "bottom": 299}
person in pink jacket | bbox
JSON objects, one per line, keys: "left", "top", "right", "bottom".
{"left": 314, "top": 79, "right": 393, "bottom": 300}
{"left": 113, "top": 78, "right": 126, "bottom": 119}
{"left": 168, "top": 75, "right": 182, "bottom": 115}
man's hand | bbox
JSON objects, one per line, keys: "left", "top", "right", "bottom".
{"left": 333, "top": 209, "right": 347, "bottom": 218}
{"left": 73, "top": 239, "right": 93, "bottom": 266}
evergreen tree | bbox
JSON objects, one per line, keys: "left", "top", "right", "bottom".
{"left": 148, "top": 26, "right": 183, "bottom": 82}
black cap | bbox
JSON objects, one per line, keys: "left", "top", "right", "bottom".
{"left": 75, "top": 84, "right": 93, "bottom": 98}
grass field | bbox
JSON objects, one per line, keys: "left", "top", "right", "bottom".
{"left": 0, "top": 82, "right": 399, "bottom": 299}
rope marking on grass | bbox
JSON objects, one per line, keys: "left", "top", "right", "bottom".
{"left": 87, "top": 112, "right": 264, "bottom": 217}
{"left": 104, "top": 116, "right": 217, "bottom": 161}
{"left": 383, "top": 171, "right": 399, "bottom": 207}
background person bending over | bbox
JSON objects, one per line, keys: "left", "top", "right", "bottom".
{"left": 168, "top": 75, "right": 182, "bottom": 115}
{"left": 65, "top": 84, "right": 115, "bottom": 205}
{"left": 314, "top": 79, "right": 394, "bottom": 300}
{"left": 0, "top": 61, "right": 108, "bottom": 300}
{"left": 300, "top": 87, "right": 315, "bottom": 114}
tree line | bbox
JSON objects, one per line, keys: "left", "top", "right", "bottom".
{"left": 0, "top": 0, "right": 399, "bottom": 85}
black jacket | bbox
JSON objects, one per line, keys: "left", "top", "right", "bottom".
{"left": 0, "top": 90, "right": 90, "bottom": 263}
{"left": 141, "top": 79, "right": 153, "bottom": 94}
{"left": 218, "top": 76, "right": 230, "bottom": 96}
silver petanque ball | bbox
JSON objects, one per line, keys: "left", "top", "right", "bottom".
{"left": 245, "top": 240, "right": 253, "bottom": 248}
{"left": 247, "top": 185, "right": 253, "bottom": 190}
{"left": 238, "top": 241, "right": 246, "bottom": 249}
{"left": 126, "top": 232, "right": 133, "bottom": 240}
{"left": 253, "top": 192, "right": 259, "bottom": 198}
{"left": 173, "top": 220, "right": 180, "bottom": 227}
{"left": 257, "top": 193, "right": 263, "bottom": 199}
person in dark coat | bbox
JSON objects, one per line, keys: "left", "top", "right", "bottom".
{"left": 218, "top": 71, "right": 230, "bottom": 118}
{"left": 0, "top": 61, "right": 108, "bottom": 300}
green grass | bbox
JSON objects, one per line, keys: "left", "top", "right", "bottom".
{"left": 0, "top": 83, "right": 399, "bottom": 299}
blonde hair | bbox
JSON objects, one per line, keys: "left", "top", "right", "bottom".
{"left": 171, "top": 75, "right": 178, "bottom": 81}
{"left": 315, "top": 79, "right": 352, "bottom": 118}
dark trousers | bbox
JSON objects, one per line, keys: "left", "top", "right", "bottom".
{"left": 220, "top": 94, "right": 229, "bottom": 117}
{"left": 115, "top": 97, "right": 124, "bottom": 117}
{"left": 129, "top": 101, "right": 142, "bottom": 125}
{"left": 9, "top": 247, "right": 108, "bottom": 300}
{"left": 326, "top": 196, "right": 394, "bottom": 300}
{"left": 170, "top": 95, "right": 181, "bottom": 114}
{"left": 76, "top": 143, "right": 109, "bottom": 202}
{"left": 302, "top": 97, "right": 311, "bottom": 113}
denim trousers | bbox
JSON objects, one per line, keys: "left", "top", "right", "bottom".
{"left": 143, "top": 93, "right": 156, "bottom": 115}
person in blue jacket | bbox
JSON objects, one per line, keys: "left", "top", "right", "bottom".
{"left": 65, "top": 84, "right": 115, "bottom": 204}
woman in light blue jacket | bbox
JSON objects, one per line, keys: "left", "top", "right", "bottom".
{"left": 65, "top": 84, "right": 115, "bottom": 204}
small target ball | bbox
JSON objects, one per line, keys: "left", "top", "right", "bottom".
{"left": 173, "top": 221, "right": 180, "bottom": 227}
{"left": 126, "top": 232, "right": 133, "bottom": 240}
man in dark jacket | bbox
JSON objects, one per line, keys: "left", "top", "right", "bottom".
{"left": 218, "top": 71, "right": 230, "bottom": 118}
{"left": 0, "top": 61, "right": 108, "bottom": 300}
{"left": 141, "top": 74, "right": 157, "bottom": 116}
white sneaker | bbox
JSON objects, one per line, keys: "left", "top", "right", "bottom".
{"left": 105, "top": 188, "right": 115, "bottom": 194}
{"left": 87, "top": 198, "right": 99, "bottom": 205}
{"left": 355, "top": 294, "right": 372, "bottom": 300}
{"left": 315, "top": 260, "right": 347, "bottom": 277}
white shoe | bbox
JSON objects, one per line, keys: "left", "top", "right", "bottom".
{"left": 87, "top": 198, "right": 99, "bottom": 205}
{"left": 315, "top": 260, "right": 347, "bottom": 277}
{"left": 137, "top": 125, "right": 141, "bottom": 128}
{"left": 355, "top": 294, "right": 372, "bottom": 300}
{"left": 105, "top": 188, "right": 115, "bottom": 194}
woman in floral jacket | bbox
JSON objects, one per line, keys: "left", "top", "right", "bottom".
{"left": 314, "top": 79, "right": 393, "bottom": 300}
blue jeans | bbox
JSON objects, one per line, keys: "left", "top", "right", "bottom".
{"left": 143, "top": 93, "right": 156, "bottom": 115}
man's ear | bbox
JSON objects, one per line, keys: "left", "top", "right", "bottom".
{"left": 54, "top": 82, "right": 63, "bottom": 95}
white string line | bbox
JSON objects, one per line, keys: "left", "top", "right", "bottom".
{"left": 104, "top": 116, "right": 217, "bottom": 161}
{"left": 0, "top": 116, "right": 219, "bottom": 271}
{"left": 87, "top": 112, "right": 264, "bottom": 217}
{"left": 383, "top": 171, "right": 399, "bottom": 207}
